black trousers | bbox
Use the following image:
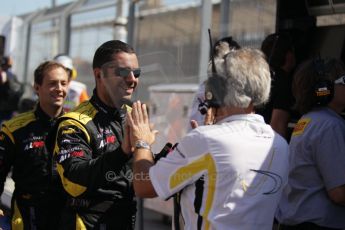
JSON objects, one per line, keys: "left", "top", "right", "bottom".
{"left": 11, "top": 191, "right": 64, "bottom": 230}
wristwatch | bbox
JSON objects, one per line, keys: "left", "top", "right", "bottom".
{"left": 135, "top": 140, "right": 150, "bottom": 150}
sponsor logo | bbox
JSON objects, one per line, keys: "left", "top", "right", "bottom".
{"left": 106, "top": 135, "right": 115, "bottom": 143}
{"left": 62, "top": 128, "right": 77, "bottom": 135}
{"left": 292, "top": 118, "right": 311, "bottom": 136}
{"left": 22, "top": 135, "right": 44, "bottom": 143}
{"left": 98, "top": 135, "right": 116, "bottom": 149}
{"left": 24, "top": 141, "right": 45, "bottom": 150}
{"left": 98, "top": 140, "right": 105, "bottom": 149}
{"left": 57, "top": 147, "right": 84, "bottom": 163}
{"left": 57, "top": 150, "right": 84, "bottom": 163}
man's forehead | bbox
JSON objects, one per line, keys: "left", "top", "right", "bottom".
{"left": 100, "top": 54, "right": 138, "bottom": 69}
{"left": 44, "top": 67, "right": 68, "bottom": 79}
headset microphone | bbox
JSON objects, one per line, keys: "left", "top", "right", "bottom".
{"left": 198, "top": 98, "right": 209, "bottom": 115}
{"left": 154, "top": 142, "right": 173, "bottom": 163}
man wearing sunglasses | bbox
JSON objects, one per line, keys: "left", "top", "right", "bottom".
{"left": 52, "top": 40, "right": 139, "bottom": 229}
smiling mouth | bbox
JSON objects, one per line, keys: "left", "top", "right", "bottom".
{"left": 53, "top": 95, "right": 64, "bottom": 100}
{"left": 123, "top": 84, "right": 135, "bottom": 91}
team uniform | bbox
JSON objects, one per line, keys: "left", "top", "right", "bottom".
{"left": 63, "top": 80, "right": 89, "bottom": 112}
{"left": 53, "top": 92, "right": 136, "bottom": 229}
{"left": 276, "top": 107, "right": 345, "bottom": 229}
{"left": 150, "top": 114, "right": 289, "bottom": 230}
{"left": 0, "top": 105, "right": 64, "bottom": 229}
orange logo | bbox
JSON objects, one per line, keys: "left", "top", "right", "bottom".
{"left": 292, "top": 118, "right": 311, "bottom": 136}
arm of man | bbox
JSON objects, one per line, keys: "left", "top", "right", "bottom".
{"left": 54, "top": 118, "right": 131, "bottom": 197}
{"left": 126, "top": 101, "right": 157, "bottom": 198}
{"left": 270, "top": 109, "right": 290, "bottom": 139}
{"left": 0, "top": 125, "right": 15, "bottom": 216}
{"left": 132, "top": 148, "right": 157, "bottom": 198}
{"left": 0, "top": 125, "right": 15, "bottom": 196}
{"left": 315, "top": 123, "right": 345, "bottom": 206}
{"left": 128, "top": 101, "right": 209, "bottom": 199}
{"left": 328, "top": 185, "right": 345, "bottom": 205}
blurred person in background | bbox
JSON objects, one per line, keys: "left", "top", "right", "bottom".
{"left": 127, "top": 48, "right": 290, "bottom": 230}
{"left": 0, "top": 61, "right": 69, "bottom": 229}
{"left": 276, "top": 58, "right": 345, "bottom": 229}
{"left": 52, "top": 40, "right": 139, "bottom": 229}
{"left": 54, "top": 54, "right": 89, "bottom": 112}
{"left": 0, "top": 56, "right": 24, "bottom": 124}
{"left": 257, "top": 32, "right": 297, "bottom": 141}
{"left": 1, "top": 56, "right": 16, "bottom": 77}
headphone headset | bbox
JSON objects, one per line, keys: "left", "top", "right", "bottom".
{"left": 313, "top": 57, "right": 334, "bottom": 106}
{"left": 198, "top": 29, "right": 228, "bottom": 115}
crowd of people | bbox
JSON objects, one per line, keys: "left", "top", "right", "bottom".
{"left": 0, "top": 30, "right": 344, "bottom": 229}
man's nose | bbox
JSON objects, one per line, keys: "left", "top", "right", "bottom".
{"left": 125, "top": 71, "right": 136, "bottom": 81}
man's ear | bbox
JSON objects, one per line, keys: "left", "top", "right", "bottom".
{"left": 94, "top": 68, "right": 102, "bottom": 79}
{"left": 33, "top": 83, "right": 39, "bottom": 95}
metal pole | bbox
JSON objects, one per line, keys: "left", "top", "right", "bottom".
{"left": 198, "top": 0, "right": 212, "bottom": 83}
{"left": 114, "top": 0, "right": 128, "bottom": 42}
{"left": 220, "top": 0, "right": 230, "bottom": 38}
{"left": 127, "top": 0, "right": 137, "bottom": 47}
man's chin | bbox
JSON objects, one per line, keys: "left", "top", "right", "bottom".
{"left": 52, "top": 101, "right": 64, "bottom": 108}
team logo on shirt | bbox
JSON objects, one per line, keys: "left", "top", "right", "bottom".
{"left": 97, "top": 129, "right": 117, "bottom": 149}
{"left": 24, "top": 141, "right": 45, "bottom": 150}
{"left": 292, "top": 118, "right": 311, "bottom": 136}
{"left": 62, "top": 127, "right": 78, "bottom": 135}
{"left": 57, "top": 147, "right": 84, "bottom": 163}
{"left": 23, "top": 135, "right": 45, "bottom": 150}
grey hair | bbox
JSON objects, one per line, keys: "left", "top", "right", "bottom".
{"left": 208, "top": 48, "right": 271, "bottom": 108}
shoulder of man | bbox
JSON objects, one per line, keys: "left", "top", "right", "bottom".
{"left": 2, "top": 110, "right": 35, "bottom": 133}
{"left": 60, "top": 100, "right": 97, "bottom": 126}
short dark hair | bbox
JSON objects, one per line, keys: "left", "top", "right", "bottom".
{"left": 92, "top": 40, "right": 135, "bottom": 69}
{"left": 34, "top": 61, "right": 67, "bottom": 85}
{"left": 261, "top": 32, "right": 294, "bottom": 69}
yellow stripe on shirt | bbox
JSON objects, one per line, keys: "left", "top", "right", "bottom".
{"left": 169, "top": 153, "right": 216, "bottom": 230}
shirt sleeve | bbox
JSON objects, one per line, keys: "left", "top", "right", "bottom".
{"left": 0, "top": 126, "right": 15, "bottom": 196}
{"left": 314, "top": 122, "right": 345, "bottom": 190}
{"left": 149, "top": 129, "right": 209, "bottom": 199}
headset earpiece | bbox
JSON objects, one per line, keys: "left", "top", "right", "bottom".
{"left": 198, "top": 29, "right": 228, "bottom": 113}
{"left": 204, "top": 74, "right": 227, "bottom": 108}
{"left": 313, "top": 58, "right": 334, "bottom": 106}
{"left": 314, "top": 80, "right": 333, "bottom": 106}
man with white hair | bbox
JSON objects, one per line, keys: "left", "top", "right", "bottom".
{"left": 125, "top": 48, "right": 290, "bottom": 229}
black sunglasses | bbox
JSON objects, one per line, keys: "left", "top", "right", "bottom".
{"left": 115, "top": 67, "right": 141, "bottom": 78}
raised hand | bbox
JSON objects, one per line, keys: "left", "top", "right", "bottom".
{"left": 126, "top": 101, "right": 158, "bottom": 146}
